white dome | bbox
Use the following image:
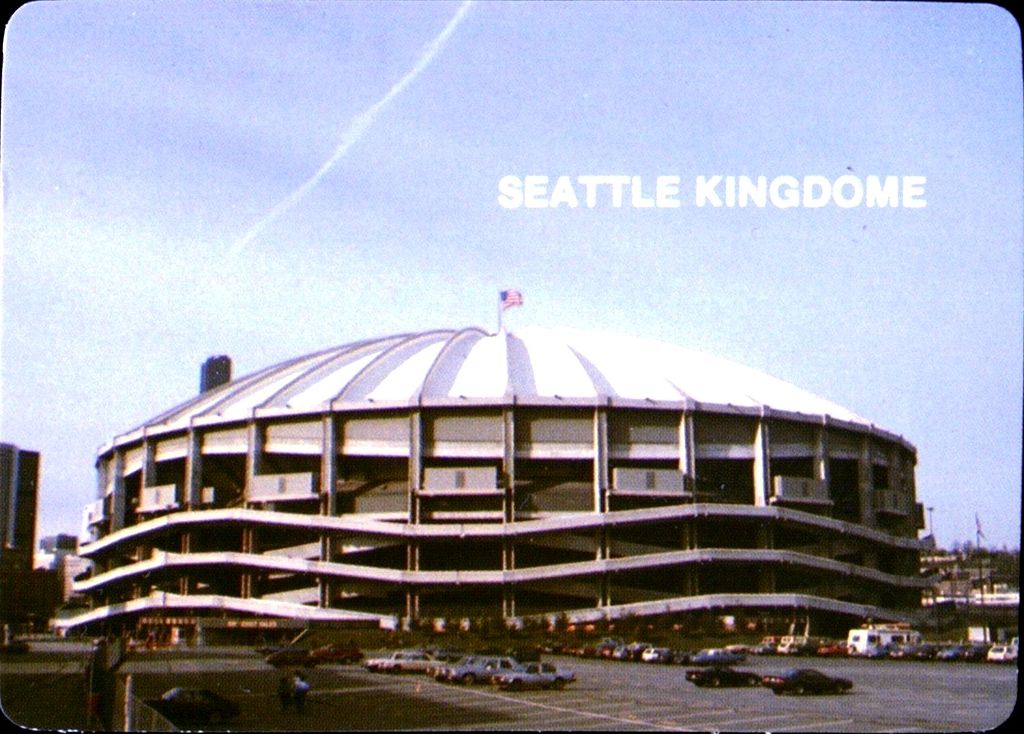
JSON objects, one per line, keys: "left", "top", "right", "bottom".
{"left": 139, "top": 326, "right": 873, "bottom": 433}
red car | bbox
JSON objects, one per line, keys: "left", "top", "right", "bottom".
{"left": 762, "top": 668, "right": 853, "bottom": 695}
{"left": 310, "top": 643, "right": 364, "bottom": 664}
{"left": 815, "top": 642, "right": 848, "bottom": 657}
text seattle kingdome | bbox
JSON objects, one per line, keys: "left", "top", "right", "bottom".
{"left": 497, "top": 175, "right": 927, "bottom": 209}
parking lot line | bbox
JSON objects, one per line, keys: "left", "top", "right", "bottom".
{"left": 455, "top": 687, "right": 699, "bottom": 731}
{"left": 780, "top": 718, "right": 857, "bottom": 731}
{"left": 702, "top": 713, "right": 806, "bottom": 728}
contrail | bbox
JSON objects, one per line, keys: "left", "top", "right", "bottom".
{"left": 229, "top": 1, "right": 474, "bottom": 258}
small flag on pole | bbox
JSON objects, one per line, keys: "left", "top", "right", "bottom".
{"left": 500, "top": 289, "right": 524, "bottom": 310}
{"left": 975, "top": 513, "right": 986, "bottom": 541}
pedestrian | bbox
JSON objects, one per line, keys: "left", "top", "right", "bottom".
{"left": 277, "top": 674, "right": 293, "bottom": 712}
{"left": 293, "top": 673, "right": 311, "bottom": 713}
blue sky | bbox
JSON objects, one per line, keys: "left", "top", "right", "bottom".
{"left": 1, "top": 1, "right": 1021, "bottom": 549}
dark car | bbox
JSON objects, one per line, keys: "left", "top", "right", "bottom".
{"left": 309, "top": 643, "right": 363, "bottom": 664}
{"left": 888, "top": 643, "right": 936, "bottom": 661}
{"left": 669, "top": 649, "right": 694, "bottom": 665}
{"left": 961, "top": 644, "right": 991, "bottom": 662}
{"left": 505, "top": 646, "right": 542, "bottom": 663}
{"left": 815, "top": 642, "right": 848, "bottom": 657}
{"left": 685, "top": 667, "right": 762, "bottom": 687}
{"left": 935, "top": 645, "right": 965, "bottom": 661}
{"left": 145, "top": 687, "right": 240, "bottom": 725}
{"left": 265, "top": 647, "right": 316, "bottom": 667}
{"left": 690, "top": 648, "right": 746, "bottom": 666}
{"left": 761, "top": 668, "right": 853, "bottom": 695}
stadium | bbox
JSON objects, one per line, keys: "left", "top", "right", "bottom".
{"left": 64, "top": 326, "right": 928, "bottom": 637}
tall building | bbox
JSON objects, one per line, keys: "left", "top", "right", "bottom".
{"left": 1, "top": 443, "right": 58, "bottom": 631}
{"left": 200, "top": 355, "right": 232, "bottom": 393}
{"left": 67, "top": 327, "right": 928, "bottom": 637}
{"left": 39, "top": 534, "right": 78, "bottom": 555}
{"left": 0, "top": 443, "right": 40, "bottom": 573}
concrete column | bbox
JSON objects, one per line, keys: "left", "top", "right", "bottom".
{"left": 179, "top": 530, "right": 192, "bottom": 595}
{"left": 815, "top": 423, "right": 830, "bottom": 484}
{"left": 406, "top": 527, "right": 420, "bottom": 623}
{"left": 110, "top": 451, "right": 126, "bottom": 532}
{"left": 681, "top": 521, "right": 694, "bottom": 551}
{"left": 685, "top": 566, "right": 698, "bottom": 595}
{"left": 141, "top": 439, "right": 156, "bottom": 488}
{"left": 679, "top": 412, "right": 696, "bottom": 495}
{"left": 593, "top": 406, "right": 608, "bottom": 513}
{"left": 753, "top": 417, "right": 771, "bottom": 507}
{"left": 503, "top": 407, "right": 516, "bottom": 521}
{"left": 319, "top": 414, "right": 336, "bottom": 608}
{"left": 321, "top": 414, "right": 337, "bottom": 514}
{"left": 401, "top": 407, "right": 417, "bottom": 618}
{"left": 244, "top": 421, "right": 263, "bottom": 503}
{"left": 183, "top": 429, "right": 202, "bottom": 507}
{"left": 408, "top": 411, "right": 422, "bottom": 524}
{"left": 241, "top": 527, "right": 255, "bottom": 599}
{"left": 858, "top": 437, "right": 874, "bottom": 526}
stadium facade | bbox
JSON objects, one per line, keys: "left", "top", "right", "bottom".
{"left": 65, "top": 327, "right": 929, "bottom": 635}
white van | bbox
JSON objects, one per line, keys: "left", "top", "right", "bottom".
{"left": 846, "top": 625, "right": 922, "bottom": 656}
{"left": 986, "top": 644, "right": 1018, "bottom": 663}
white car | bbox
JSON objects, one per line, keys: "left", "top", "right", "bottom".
{"left": 986, "top": 645, "right": 1018, "bottom": 663}
{"left": 494, "top": 662, "right": 576, "bottom": 690}
{"left": 363, "top": 649, "right": 436, "bottom": 673}
{"left": 640, "top": 647, "right": 673, "bottom": 663}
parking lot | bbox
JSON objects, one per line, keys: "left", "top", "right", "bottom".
{"left": 3, "top": 643, "right": 1017, "bottom": 731}
{"left": 126, "top": 649, "right": 1016, "bottom": 731}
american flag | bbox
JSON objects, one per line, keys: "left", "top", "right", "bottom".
{"left": 500, "top": 289, "right": 524, "bottom": 310}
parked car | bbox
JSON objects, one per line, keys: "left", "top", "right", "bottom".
{"left": 640, "top": 647, "right": 675, "bottom": 664}
{"left": 494, "top": 662, "right": 576, "bottom": 690}
{"left": 438, "top": 655, "right": 518, "bottom": 684}
{"left": 265, "top": 647, "right": 316, "bottom": 667}
{"left": 255, "top": 641, "right": 295, "bottom": 656}
{"left": 505, "top": 646, "right": 542, "bottom": 663}
{"left": 891, "top": 643, "right": 937, "bottom": 661}
{"left": 424, "top": 648, "right": 468, "bottom": 677}
{"left": 935, "top": 645, "right": 966, "bottom": 661}
{"left": 624, "top": 642, "right": 655, "bottom": 661}
{"left": 961, "top": 644, "right": 992, "bottom": 662}
{"left": 690, "top": 648, "right": 746, "bottom": 666}
{"left": 610, "top": 645, "right": 633, "bottom": 661}
{"left": 309, "top": 642, "right": 363, "bottom": 664}
{"left": 145, "top": 687, "right": 240, "bottom": 725}
{"left": 750, "top": 641, "right": 779, "bottom": 655}
{"left": 427, "top": 647, "right": 467, "bottom": 663}
{"left": 986, "top": 645, "right": 1018, "bottom": 663}
{"left": 669, "top": 649, "right": 695, "bottom": 665}
{"left": 364, "top": 649, "right": 436, "bottom": 673}
{"left": 597, "top": 638, "right": 625, "bottom": 658}
{"left": 777, "top": 637, "right": 818, "bottom": 656}
{"left": 685, "top": 667, "right": 762, "bottom": 688}
{"left": 815, "top": 641, "right": 848, "bottom": 657}
{"left": 761, "top": 669, "right": 853, "bottom": 695}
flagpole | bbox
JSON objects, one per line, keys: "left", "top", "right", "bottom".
{"left": 976, "top": 513, "right": 988, "bottom": 641}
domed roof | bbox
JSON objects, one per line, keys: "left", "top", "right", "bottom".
{"left": 137, "top": 326, "right": 877, "bottom": 434}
